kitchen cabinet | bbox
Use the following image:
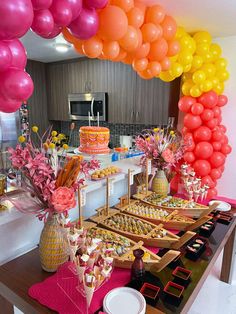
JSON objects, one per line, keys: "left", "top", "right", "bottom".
{"left": 46, "top": 58, "right": 180, "bottom": 124}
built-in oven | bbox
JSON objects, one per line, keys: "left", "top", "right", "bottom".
{"left": 68, "top": 92, "right": 108, "bottom": 121}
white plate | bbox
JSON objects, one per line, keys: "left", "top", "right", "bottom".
{"left": 103, "top": 287, "right": 146, "bottom": 314}
{"left": 209, "top": 200, "right": 231, "bottom": 212}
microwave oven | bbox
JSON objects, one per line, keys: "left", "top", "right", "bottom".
{"left": 68, "top": 92, "right": 108, "bottom": 121}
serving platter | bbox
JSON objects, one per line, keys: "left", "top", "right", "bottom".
{"left": 90, "top": 208, "right": 196, "bottom": 249}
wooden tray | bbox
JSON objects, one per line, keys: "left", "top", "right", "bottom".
{"left": 90, "top": 209, "right": 196, "bottom": 249}
{"left": 90, "top": 168, "right": 122, "bottom": 181}
{"left": 85, "top": 226, "right": 180, "bottom": 271}
{"left": 115, "top": 199, "right": 212, "bottom": 231}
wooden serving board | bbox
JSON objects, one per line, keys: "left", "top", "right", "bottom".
{"left": 115, "top": 200, "right": 211, "bottom": 231}
{"left": 90, "top": 209, "right": 196, "bottom": 249}
{"left": 90, "top": 168, "right": 122, "bottom": 181}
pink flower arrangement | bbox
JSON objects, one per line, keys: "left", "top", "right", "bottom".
{"left": 135, "top": 127, "right": 186, "bottom": 171}
{"left": 51, "top": 187, "right": 76, "bottom": 213}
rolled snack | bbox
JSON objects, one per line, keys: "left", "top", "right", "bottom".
{"left": 77, "top": 254, "right": 89, "bottom": 282}
{"left": 69, "top": 242, "right": 78, "bottom": 262}
{"left": 87, "top": 250, "right": 99, "bottom": 268}
{"left": 84, "top": 274, "right": 96, "bottom": 307}
{"left": 94, "top": 265, "right": 105, "bottom": 287}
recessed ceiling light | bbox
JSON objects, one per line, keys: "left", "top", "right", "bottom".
{"left": 54, "top": 43, "right": 71, "bottom": 53}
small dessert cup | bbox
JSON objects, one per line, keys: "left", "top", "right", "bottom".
{"left": 172, "top": 267, "right": 192, "bottom": 286}
{"left": 164, "top": 281, "right": 184, "bottom": 306}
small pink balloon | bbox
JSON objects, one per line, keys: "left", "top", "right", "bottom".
{"left": 0, "top": 95, "right": 22, "bottom": 113}
{"left": 0, "top": 42, "right": 12, "bottom": 72}
{"left": 50, "top": 0, "right": 73, "bottom": 27}
{"left": 84, "top": 0, "right": 108, "bottom": 9}
{"left": 31, "top": 0, "right": 53, "bottom": 10}
{"left": 68, "top": 7, "right": 99, "bottom": 40}
{"left": 4, "top": 39, "right": 27, "bottom": 70}
{"left": 40, "top": 24, "right": 63, "bottom": 38}
{"left": 66, "top": 0, "right": 82, "bottom": 20}
{"left": 0, "top": 68, "right": 34, "bottom": 102}
{"left": 31, "top": 9, "right": 55, "bottom": 37}
{"left": 0, "top": 0, "right": 34, "bottom": 40}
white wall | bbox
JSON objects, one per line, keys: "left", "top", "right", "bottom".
{"left": 213, "top": 36, "right": 236, "bottom": 199}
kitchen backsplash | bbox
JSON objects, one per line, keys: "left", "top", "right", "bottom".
{"left": 59, "top": 121, "right": 159, "bottom": 148}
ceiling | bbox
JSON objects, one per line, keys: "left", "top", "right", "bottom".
{"left": 20, "top": 0, "right": 236, "bottom": 63}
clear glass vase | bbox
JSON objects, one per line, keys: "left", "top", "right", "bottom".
{"left": 151, "top": 169, "right": 169, "bottom": 196}
{"left": 39, "top": 213, "right": 69, "bottom": 272}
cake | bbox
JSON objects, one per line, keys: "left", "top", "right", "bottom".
{"left": 79, "top": 126, "right": 110, "bottom": 154}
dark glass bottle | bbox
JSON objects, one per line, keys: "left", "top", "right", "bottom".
{"left": 131, "top": 249, "right": 145, "bottom": 281}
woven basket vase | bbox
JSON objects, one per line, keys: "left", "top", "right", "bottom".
{"left": 39, "top": 214, "right": 68, "bottom": 272}
{"left": 151, "top": 170, "right": 169, "bottom": 196}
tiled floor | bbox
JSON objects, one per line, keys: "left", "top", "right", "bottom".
{"left": 14, "top": 252, "right": 236, "bottom": 314}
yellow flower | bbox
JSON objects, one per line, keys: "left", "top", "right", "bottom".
{"left": 160, "top": 129, "right": 164, "bottom": 132}
{"left": 146, "top": 137, "right": 150, "bottom": 142}
{"left": 52, "top": 136, "right": 58, "bottom": 143}
{"left": 170, "top": 130, "right": 175, "bottom": 135}
{"left": 153, "top": 128, "right": 159, "bottom": 132}
{"left": 155, "top": 135, "right": 159, "bottom": 141}
{"left": 171, "top": 134, "right": 176, "bottom": 137}
{"left": 43, "top": 143, "right": 49, "bottom": 150}
{"left": 32, "top": 126, "right": 38, "bottom": 133}
{"left": 58, "top": 133, "right": 65, "bottom": 140}
{"left": 49, "top": 143, "right": 55, "bottom": 149}
{"left": 63, "top": 144, "right": 69, "bottom": 150}
{"left": 18, "top": 135, "right": 26, "bottom": 143}
{"left": 51, "top": 130, "right": 57, "bottom": 137}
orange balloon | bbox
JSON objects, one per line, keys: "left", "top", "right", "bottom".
{"left": 136, "top": 27, "right": 142, "bottom": 48}
{"left": 134, "top": 1, "right": 146, "bottom": 14}
{"left": 134, "top": 42, "right": 150, "bottom": 59}
{"left": 99, "top": 5, "right": 128, "bottom": 41}
{"left": 113, "top": 47, "right": 127, "bottom": 61}
{"left": 102, "top": 41, "right": 120, "bottom": 59}
{"left": 145, "top": 5, "right": 165, "bottom": 24}
{"left": 161, "top": 15, "right": 177, "bottom": 40}
{"left": 62, "top": 27, "right": 76, "bottom": 44}
{"left": 119, "top": 25, "right": 139, "bottom": 52}
{"left": 138, "top": 69, "right": 153, "bottom": 80}
{"left": 167, "top": 39, "right": 180, "bottom": 56}
{"left": 82, "top": 36, "right": 103, "bottom": 58}
{"left": 73, "top": 39, "right": 84, "bottom": 54}
{"left": 149, "top": 38, "right": 168, "bottom": 61}
{"left": 132, "top": 57, "right": 148, "bottom": 71}
{"left": 127, "top": 7, "right": 144, "bottom": 28}
{"left": 141, "top": 23, "right": 162, "bottom": 43}
{"left": 160, "top": 56, "right": 171, "bottom": 71}
{"left": 111, "top": 0, "right": 134, "bottom": 12}
{"left": 122, "top": 53, "right": 134, "bottom": 64}
{"left": 146, "top": 61, "right": 161, "bottom": 76}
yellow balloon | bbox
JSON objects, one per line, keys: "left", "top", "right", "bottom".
{"left": 213, "top": 82, "right": 224, "bottom": 95}
{"left": 178, "top": 50, "right": 193, "bottom": 65}
{"left": 170, "top": 55, "right": 178, "bottom": 62}
{"left": 180, "top": 35, "right": 193, "bottom": 51}
{"left": 183, "top": 64, "right": 192, "bottom": 72}
{"left": 201, "top": 63, "right": 216, "bottom": 78}
{"left": 215, "top": 58, "right": 228, "bottom": 71}
{"left": 192, "top": 70, "right": 206, "bottom": 84}
{"left": 187, "top": 37, "right": 196, "bottom": 54}
{"left": 176, "top": 27, "right": 186, "bottom": 39}
{"left": 202, "top": 51, "right": 213, "bottom": 63}
{"left": 182, "top": 72, "right": 192, "bottom": 82}
{"left": 191, "top": 55, "right": 203, "bottom": 71}
{"left": 211, "top": 77, "right": 219, "bottom": 87}
{"left": 169, "top": 62, "right": 183, "bottom": 77}
{"left": 193, "top": 31, "right": 212, "bottom": 44}
{"left": 159, "top": 71, "right": 175, "bottom": 82}
{"left": 210, "top": 43, "right": 222, "bottom": 61}
{"left": 181, "top": 80, "right": 193, "bottom": 95}
{"left": 199, "top": 80, "right": 213, "bottom": 92}
{"left": 195, "top": 43, "right": 210, "bottom": 56}
{"left": 216, "top": 70, "right": 230, "bottom": 81}
{"left": 190, "top": 85, "right": 202, "bottom": 97}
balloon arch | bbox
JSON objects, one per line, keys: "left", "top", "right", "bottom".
{"left": 0, "top": 0, "right": 231, "bottom": 198}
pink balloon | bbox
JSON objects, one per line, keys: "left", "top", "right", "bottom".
{"left": 0, "top": 0, "right": 33, "bottom": 40}
{"left": 209, "top": 152, "right": 225, "bottom": 168}
{"left": 207, "top": 188, "right": 217, "bottom": 200}
{"left": 0, "top": 68, "right": 34, "bottom": 101}
{"left": 40, "top": 24, "right": 63, "bottom": 38}
{"left": 219, "top": 125, "right": 227, "bottom": 133}
{"left": 212, "top": 106, "right": 221, "bottom": 118}
{"left": 191, "top": 102, "right": 204, "bottom": 115}
{"left": 84, "top": 0, "right": 108, "bottom": 9}
{"left": 198, "top": 91, "right": 218, "bottom": 109}
{"left": 50, "top": 0, "right": 73, "bottom": 27}
{"left": 68, "top": 7, "right": 99, "bottom": 40}
{"left": 0, "top": 42, "right": 12, "bottom": 72}
{"left": 193, "top": 159, "right": 211, "bottom": 177}
{"left": 205, "top": 118, "right": 218, "bottom": 129}
{"left": 178, "top": 96, "right": 196, "bottom": 113}
{"left": 210, "top": 168, "right": 222, "bottom": 180}
{"left": 183, "top": 152, "right": 195, "bottom": 163}
{"left": 194, "top": 142, "right": 213, "bottom": 159}
{"left": 184, "top": 113, "right": 202, "bottom": 130}
{"left": 4, "top": 39, "right": 27, "bottom": 70}
{"left": 200, "top": 109, "right": 214, "bottom": 122}
{"left": 212, "top": 141, "right": 222, "bottom": 151}
{"left": 201, "top": 175, "right": 215, "bottom": 188}
{"left": 193, "top": 126, "right": 211, "bottom": 142}
{"left": 0, "top": 95, "right": 22, "bottom": 113}
{"left": 221, "top": 144, "right": 232, "bottom": 155}
{"left": 31, "top": 9, "right": 55, "bottom": 37}
{"left": 184, "top": 133, "right": 195, "bottom": 152}
{"left": 212, "top": 130, "right": 223, "bottom": 141}
{"left": 66, "top": 0, "right": 82, "bottom": 20}
{"left": 31, "top": 0, "right": 53, "bottom": 10}
{"left": 217, "top": 94, "right": 228, "bottom": 107}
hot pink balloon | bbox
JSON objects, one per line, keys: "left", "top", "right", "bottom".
{"left": 50, "top": 0, "right": 73, "bottom": 27}
{"left": 0, "top": 42, "right": 12, "bottom": 72}
{"left": 68, "top": 7, "right": 99, "bottom": 40}
{"left": 0, "top": 68, "right": 34, "bottom": 102}
{"left": 217, "top": 94, "right": 228, "bottom": 107}
{"left": 31, "top": 0, "right": 53, "bottom": 10}
{"left": 0, "top": 95, "right": 22, "bottom": 113}
{"left": 31, "top": 9, "right": 55, "bottom": 37}
{"left": 66, "top": 0, "right": 82, "bottom": 20}
{"left": 198, "top": 91, "right": 218, "bottom": 109}
{"left": 4, "top": 39, "right": 27, "bottom": 70}
{"left": 40, "top": 24, "right": 63, "bottom": 38}
{"left": 0, "top": 0, "right": 33, "bottom": 40}
{"left": 84, "top": 0, "right": 108, "bottom": 9}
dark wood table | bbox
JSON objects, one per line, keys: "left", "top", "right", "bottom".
{"left": 0, "top": 216, "right": 236, "bottom": 314}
